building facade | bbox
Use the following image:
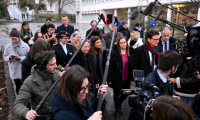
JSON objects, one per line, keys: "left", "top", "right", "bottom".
{"left": 76, "top": 0, "right": 200, "bottom": 26}
{"left": 9, "top": 0, "right": 19, "bottom": 5}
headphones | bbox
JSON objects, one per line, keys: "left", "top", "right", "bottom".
{"left": 38, "top": 54, "right": 51, "bottom": 71}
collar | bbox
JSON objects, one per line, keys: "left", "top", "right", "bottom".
{"left": 161, "top": 38, "right": 169, "bottom": 45}
{"left": 64, "top": 24, "right": 68, "bottom": 27}
{"left": 157, "top": 69, "right": 167, "bottom": 83}
{"left": 60, "top": 42, "right": 66, "bottom": 47}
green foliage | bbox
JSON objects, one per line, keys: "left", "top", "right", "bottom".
{"left": 19, "top": 0, "right": 28, "bottom": 8}
{"left": 39, "top": 14, "right": 59, "bottom": 19}
{"left": 39, "top": 3, "right": 46, "bottom": 10}
{"left": 0, "top": 2, "right": 5, "bottom": 10}
{"left": 27, "top": 4, "right": 34, "bottom": 10}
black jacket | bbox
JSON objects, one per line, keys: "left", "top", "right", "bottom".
{"left": 133, "top": 27, "right": 144, "bottom": 39}
{"left": 52, "top": 43, "right": 74, "bottom": 69}
{"left": 41, "top": 23, "right": 48, "bottom": 34}
{"left": 21, "top": 57, "right": 35, "bottom": 83}
{"left": 70, "top": 51, "right": 97, "bottom": 93}
{"left": 132, "top": 44, "right": 162, "bottom": 77}
{"left": 158, "top": 37, "right": 178, "bottom": 52}
{"left": 57, "top": 24, "right": 74, "bottom": 36}
{"left": 117, "top": 25, "right": 130, "bottom": 40}
{"left": 145, "top": 68, "right": 173, "bottom": 95}
{"left": 107, "top": 45, "right": 133, "bottom": 89}
{"left": 173, "top": 57, "right": 200, "bottom": 94}
{"left": 86, "top": 27, "right": 99, "bottom": 39}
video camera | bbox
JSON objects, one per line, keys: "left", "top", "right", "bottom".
{"left": 120, "top": 70, "right": 160, "bottom": 120}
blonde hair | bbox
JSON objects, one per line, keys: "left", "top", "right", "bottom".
{"left": 131, "top": 31, "right": 140, "bottom": 40}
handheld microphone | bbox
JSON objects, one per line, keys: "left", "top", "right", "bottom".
{"left": 150, "top": 10, "right": 163, "bottom": 27}
{"left": 143, "top": 2, "right": 156, "bottom": 15}
{"left": 130, "top": 7, "right": 142, "bottom": 20}
{"left": 100, "top": 14, "right": 107, "bottom": 24}
{"left": 143, "top": 81, "right": 160, "bottom": 90}
{"left": 114, "top": 16, "right": 120, "bottom": 26}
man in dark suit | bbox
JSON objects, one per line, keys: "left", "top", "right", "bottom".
{"left": 145, "top": 50, "right": 179, "bottom": 95}
{"left": 41, "top": 18, "right": 52, "bottom": 34}
{"left": 57, "top": 15, "right": 74, "bottom": 36}
{"left": 52, "top": 31, "right": 74, "bottom": 71}
{"left": 132, "top": 30, "right": 162, "bottom": 77}
{"left": 158, "top": 26, "right": 177, "bottom": 52}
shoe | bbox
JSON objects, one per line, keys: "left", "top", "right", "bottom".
{"left": 115, "top": 111, "right": 120, "bottom": 120}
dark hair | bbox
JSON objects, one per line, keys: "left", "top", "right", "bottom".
{"left": 55, "top": 65, "right": 91, "bottom": 106}
{"left": 90, "top": 36, "right": 105, "bottom": 55}
{"left": 147, "top": 30, "right": 159, "bottom": 39}
{"left": 20, "top": 21, "right": 31, "bottom": 37}
{"left": 47, "top": 24, "right": 55, "bottom": 29}
{"left": 46, "top": 18, "right": 51, "bottom": 21}
{"left": 62, "top": 15, "right": 68, "bottom": 18}
{"left": 33, "top": 32, "right": 43, "bottom": 42}
{"left": 90, "top": 20, "right": 97, "bottom": 26}
{"left": 135, "top": 22, "right": 141, "bottom": 27}
{"left": 158, "top": 50, "right": 179, "bottom": 72}
{"left": 73, "top": 29, "right": 79, "bottom": 33}
{"left": 93, "top": 29, "right": 102, "bottom": 36}
{"left": 152, "top": 95, "right": 194, "bottom": 120}
{"left": 10, "top": 28, "right": 20, "bottom": 37}
{"left": 28, "top": 39, "right": 51, "bottom": 61}
{"left": 116, "top": 36, "right": 129, "bottom": 56}
{"left": 34, "top": 50, "right": 55, "bottom": 68}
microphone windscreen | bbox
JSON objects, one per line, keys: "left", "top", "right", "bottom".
{"left": 143, "top": 2, "right": 156, "bottom": 15}
{"left": 114, "top": 20, "right": 121, "bottom": 27}
{"left": 130, "top": 10, "right": 140, "bottom": 20}
{"left": 150, "top": 20, "right": 157, "bottom": 27}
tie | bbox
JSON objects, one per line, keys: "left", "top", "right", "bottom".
{"left": 163, "top": 82, "right": 168, "bottom": 95}
{"left": 65, "top": 26, "right": 67, "bottom": 31}
{"left": 165, "top": 42, "right": 167, "bottom": 51}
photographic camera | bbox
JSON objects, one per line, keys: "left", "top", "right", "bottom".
{"left": 120, "top": 70, "right": 160, "bottom": 120}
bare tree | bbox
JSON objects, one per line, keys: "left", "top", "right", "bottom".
{"left": 1, "top": 0, "right": 10, "bottom": 19}
{"left": 27, "top": 0, "right": 42, "bottom": 22}
{"left": 58, "top": 0, "right": 75, "bottom": 20}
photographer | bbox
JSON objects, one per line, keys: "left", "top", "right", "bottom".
{"left": 19, "top": 21, "right": 33, "bottom": 44}
{"left": 50, "top": 65, "right": 107, "bottom": 120}
{"left": 152, "top": 95, "right": 194, "bottom": 120}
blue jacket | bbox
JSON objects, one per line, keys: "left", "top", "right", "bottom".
{"left": 117, "top": 25, "right": 130, "bottom": 40}
{"left": 145, "top": 68, "right": 173, "bottom": 95}
{"left": 50, "top": 91, "right": 107, "bottom": 120}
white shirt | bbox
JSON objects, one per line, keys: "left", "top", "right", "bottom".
{"left": 161, "top": 39, "right": 169, "bottom": 51}
{"left": 60, "top": 42, "right": 67, "bottom": 55}
{"left": 157, "top": 69, "right": 167, "bottom": 83}
{"left": 148, "top": 51, "right": 156, "bottom": 70}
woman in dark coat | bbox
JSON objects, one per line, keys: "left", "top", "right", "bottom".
{"left": 50, "top": 65, "right": 107, "bottom": 120}
{"left": 107, "top": 36, "right": 133, "bottom": 120}
{"left": 52, "top": 31, "right": 74, "bottom": 71}
{"left": 70, "top": 39, "right": 97, "bottom": 94}
{"left": 21, "top": 39, "right": 51, "bottom": 83}
{"left": 90, "top": 36, "right": 107, "bottom": 88}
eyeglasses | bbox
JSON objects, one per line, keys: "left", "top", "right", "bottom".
{"left": 151, "top": 38, "right": 159, "bottom": 41}
{"left": 79, "top": 83, "right": 91, "bottom": 94}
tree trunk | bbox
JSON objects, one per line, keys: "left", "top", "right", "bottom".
{"left": 35, "top": 7, "right": 39, "bottom": 22}
{"left": 58, "top": 0, "right": 61, "bottom": 20}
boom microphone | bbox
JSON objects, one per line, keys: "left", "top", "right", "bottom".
{"left": 150, "top": 10, "right": 163, "bottom": 27}
{"left": 143, "top": 2, "right": 156, "bottom": 15}
{"left": 100, "top": 14, "right": 107, "bottom": 24}
{"left": 143, "top": 81, "right": 160, "bottom": 90}
{"left": 130, "top": 7, "right": 142, "bottom": 20}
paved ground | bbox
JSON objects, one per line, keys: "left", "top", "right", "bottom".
{"left": 0, "top": 22, "right": 185, "bottom": 120}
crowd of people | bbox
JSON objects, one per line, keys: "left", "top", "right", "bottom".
{"left": 3, "top": 15, "right": 200, "bottom": 120}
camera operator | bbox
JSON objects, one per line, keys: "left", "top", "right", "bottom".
{"left": 152, "top": 95, "right": 194, "bottom": 120}
{"left": 50, "top": 65, "right": 107, "bottom": 120}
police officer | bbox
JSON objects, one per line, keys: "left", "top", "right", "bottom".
{"left": 52, "top": 31, "right": 74, "bottom": 71}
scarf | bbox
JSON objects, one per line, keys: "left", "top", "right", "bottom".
{"left": 12, "top": 39, "right": 21, "bottom": 55}
{"left": 146, "top": 41, "right": 160, "bottom": 64}
{"left": 135, "top": 27, "right": 142, "bottom": 31}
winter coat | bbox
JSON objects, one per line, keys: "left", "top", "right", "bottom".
{"left": 107, "top": 45, "right": 133, "bottom": 89}
{"left": 86, "top": 27, "right": 99, "bottom": 39}
{"left": 13, "top": 65, "right": 60, "bottom": 119}
{"left": 3, "top": 40, "right": 30, "bottom": 80}
{"left": 117, "top": 25, "right": 130, "bottom": 40}
{"left": 50, "top": 90, "right": 107, "bottom": 120}
{"left": 103, "top": 32, "right": 123, "bottom": 49}
{"left": 173, "top": 57, "right": 200, "bottom": 97}
{"left": 70, "top": 51, "right": 97, "bottom": 93}
{"left": 128, "top": 38, "right": 143, "bottom": 49}
{"left": 21, "top": 57, "right": 35, "bottom": 83}
{"left": 57, "top": 24, "right": 74, "bottom": 36}
{"left": 19, "top": 30, "right": 33, "bottom": 44}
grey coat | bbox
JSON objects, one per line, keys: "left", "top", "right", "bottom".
{"left": 3, "top": 40, "right": 30, "bottom": 79}
{"left": 103, "top": 32, "right": 123, "bottom": 49}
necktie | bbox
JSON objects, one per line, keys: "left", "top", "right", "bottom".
{"left": 65, "top": 26, "right": 67, "bottom": 31}
{"left": 165, "top": 42, "right": 167, "bottom": 51}
{"left": 163, "top": 82, "right": 168, "bottom": 95}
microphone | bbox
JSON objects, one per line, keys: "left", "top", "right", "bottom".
{"left": 150, "top": 10, "right": 163, "bottom": 27}
{"left": 143, "top": 81, "right": 160, "bottom": 90}
{"left": 114, "top": 16, "right": 120, "bottom": 26}
{"left": 130, "top": 7, "right": 142, "bottom": 20}
{"left": 143, "top": 2, "right": 156, "bottom": 15}
{"left": 100, "top": 14, "right": 107, "bottom": 24}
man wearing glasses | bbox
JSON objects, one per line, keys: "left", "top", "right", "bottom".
{"left": 132, "top": 30, "right": 162, "bottom": 77}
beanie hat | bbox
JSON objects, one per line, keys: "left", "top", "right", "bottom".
{"left": 121, "top": 20, "right": 128, "bottom": 26}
